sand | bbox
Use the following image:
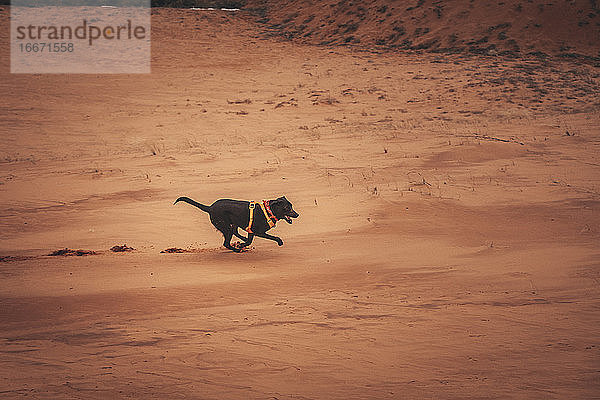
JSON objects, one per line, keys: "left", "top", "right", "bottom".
{"left": 1, "top": 4, "right": 599, "bottom": 399}
{"left": 246, "top": 0, "right": 600, "bottom": 58}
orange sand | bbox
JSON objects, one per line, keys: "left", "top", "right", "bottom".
{"left": 1, "top": 4, "right": 599, "bottom": 399}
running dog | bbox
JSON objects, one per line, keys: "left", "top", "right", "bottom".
{"left": 174, "top": 196, "right": 299, "bottom": 252}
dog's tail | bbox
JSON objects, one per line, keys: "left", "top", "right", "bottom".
{"left": 174, "top": 196, "right": 211, "bottom": 213}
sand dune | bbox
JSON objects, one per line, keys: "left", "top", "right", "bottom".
{"left": 1, "top": 3, "right": 600, "bottom": 399}
{"left": 246, "top": 0, "right": 600, "bottom": 58}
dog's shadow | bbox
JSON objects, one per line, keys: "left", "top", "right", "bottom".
{"left": 184, "top": 245, "right": 287, "bottom": 264}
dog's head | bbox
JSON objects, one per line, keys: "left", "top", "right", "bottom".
{"left": 270, "top": 196, "right": 299, "bottom": 224}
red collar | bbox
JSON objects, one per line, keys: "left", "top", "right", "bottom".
{"left": 263, "top": 200, "right": 278, "bottom": 223}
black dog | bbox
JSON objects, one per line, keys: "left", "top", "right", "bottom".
{"left": 174, "top": 196, "right": 299, "bottom": 252}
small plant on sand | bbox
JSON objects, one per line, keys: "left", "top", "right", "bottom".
{"left": 149, "top": 142, "right": 165, "bottom": 156}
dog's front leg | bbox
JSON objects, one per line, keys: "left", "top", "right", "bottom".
{"left": 234, "top": 228, "right": 254, "bottom": 248}
{"left": 233, "top": 228, "right": 249, "bottom": 242}
{"left": 239, "top": 233, "right": 254, "bottom": 248}
{"left": 255, "top": 232, "right": 283, "bottom": 246}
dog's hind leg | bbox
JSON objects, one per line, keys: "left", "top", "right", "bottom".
{"left": 254, "top": 232, "right": 283, "bottom": 246}
{"left": 223, "top": 229, "right": 241, "bottom": 252}
{"left": 212, "top": 221, "right": 241, "bottom": 252}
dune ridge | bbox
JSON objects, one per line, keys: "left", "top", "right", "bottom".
{"left": 245, "top": 0, "right": 600, "bottom": 59}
